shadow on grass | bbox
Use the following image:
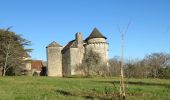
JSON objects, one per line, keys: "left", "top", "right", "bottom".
{"left": 55, "top": 89, "right": 95, "bottom": 99}
{"left": 55, "top": 89, "right": 145, "bottom": 100}
{"left": 55, "top": 90, "right": 73, "bottom": 96}
{"left": 55, "top": 89, "right": 119, "bottom": 100}
{"left": 96, "top": 80, "right": 170, "bottom": 88}
{"left": 63, "top": 75, "right": 96, "bottom": 78}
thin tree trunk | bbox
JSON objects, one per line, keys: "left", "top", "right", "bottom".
{"left": 2, "top": 69, "right": 4, "bottom": 76}
{"left": 2, "top": 51, "right": 9, "bottom": 77}
{"left": 2, "top": 68, "right": 6, "bottom": 76}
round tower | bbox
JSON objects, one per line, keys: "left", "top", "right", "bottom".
{"left": 85, "top": 28, "right": 109, "bottom": 64}
{"left": 46, "top": 41, "right": 62, "bottom": 76}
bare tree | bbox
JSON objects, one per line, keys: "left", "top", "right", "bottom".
{"left": 124, "top": 53, "right": 170, "bottom": 78}
{"left": 80, "top": 49, "right": 107, "bottom": 76}
{"left": 125, "top": 59, "right": 148, "bottom": 78}
{"left": 117, "top": 21, "right": 131, "bottom": 100}
{"left": 108, "top": 57, "right": 121, "bottom": 76}
{"left": 144, "top": 52, "right": 170, "bottom": 78}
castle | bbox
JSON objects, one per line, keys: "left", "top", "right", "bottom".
{"left": 46, "top": 28, "right": 109, "bottom": 77}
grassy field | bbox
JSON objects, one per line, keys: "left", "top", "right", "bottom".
{"left": 0, "top": 76, "right": 169, "bottom": 100}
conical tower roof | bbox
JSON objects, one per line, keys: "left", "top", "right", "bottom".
{"left": 85, "top": 27, "right": 107, "bottom": 41}
{"left": 47, "top": 41, "right": 62, "bottom": 48}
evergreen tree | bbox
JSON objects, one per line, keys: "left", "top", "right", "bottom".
{"left": 0, "top": 28, "right": 32, "bottom": 76}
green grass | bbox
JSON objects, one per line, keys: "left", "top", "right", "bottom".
{"left": 0, "top": 76, "right": 169, "bottom": 100}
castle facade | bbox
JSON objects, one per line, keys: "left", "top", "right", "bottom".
{"left": 46, "top": 28, "right": 109, "bottom": 76}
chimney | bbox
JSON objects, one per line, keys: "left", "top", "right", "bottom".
{"left": 75, "top": 32, "right": 83, "bottom": 45}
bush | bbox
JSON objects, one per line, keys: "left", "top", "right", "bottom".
{"left": 33, "top": 72, "right": 39, "bottom": 76}
{"left": 158, "top": 68, "right": 170, "bottom": 79}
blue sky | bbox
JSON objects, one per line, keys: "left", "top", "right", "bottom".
{"left": 0, "top": 0, "right": 170, "bottom": 61}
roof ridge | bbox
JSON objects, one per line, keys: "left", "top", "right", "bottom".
{"left": 61, "top": 40, "right": 76, "bottom": 54}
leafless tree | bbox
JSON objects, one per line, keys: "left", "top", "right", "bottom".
{"left": 124, "top": 52, "right": 170, "bottom": 78}
{"left": 80, "top": 49, "right": 108, "bottom": 76}
{"left": 108, "top": 57, "right": 121, "bottom": 76}
{"left": 144, "top": 52, "right": 170, "bottom": 78}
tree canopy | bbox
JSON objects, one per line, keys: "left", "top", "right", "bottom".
{"left": 0, "top": 28, "right": 32, "bottom": 76}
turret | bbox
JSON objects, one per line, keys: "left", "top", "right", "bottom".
{"left": 85, "top": 27, "right": 109, "bottom": 64}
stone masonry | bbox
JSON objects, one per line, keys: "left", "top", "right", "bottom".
{"left": 46, "top": 28, "right": 109, "bottom": 77}
{"left": 46, "top": 42, "right": 62, "bottom": 76}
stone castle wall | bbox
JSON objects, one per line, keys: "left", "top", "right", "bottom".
{"left": 85, "top": 38, "right": 109, "bottom": 64}
{"left": 62, "top": 48, "right": 84, "bottom": 76}
{"left": 46, "top": 29, "right": 109, "bottom": 77}
{"left": 47, "top": 46, "right": 62, "bottom": 76}
{"left": 62, "top": 49, "right": 71, "bottom": 76}
{"left": 62, "top": 33, "right": 84, "bottom": 76}
{"left": 70, "top": 47, "right": 84, "bottom": 75}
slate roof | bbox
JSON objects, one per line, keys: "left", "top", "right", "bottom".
{"left": 46, "top": 41, "right": 62, "bottom": 48}
{"left": 61, "top": 40, "right": 77, "bottom": 54}
{"left": 85, "top": 27, "right": 107, "bottom": 41}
